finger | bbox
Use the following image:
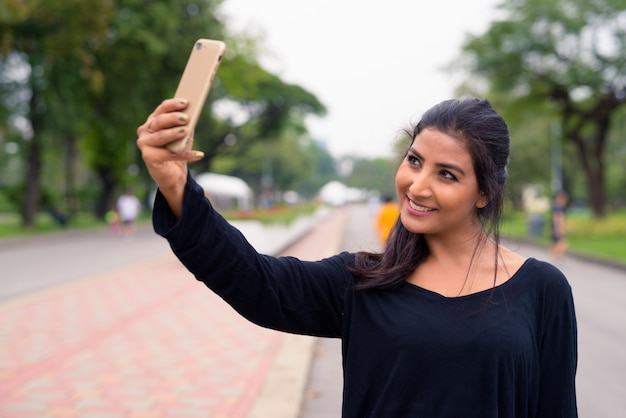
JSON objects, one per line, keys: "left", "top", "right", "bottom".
{"left": 137, "top": 125, "right": 190, "bottom": 150}
{"left": 150, "top": 98, "right": 189, "bottom": 119}
{"left": 139, "top": 143, "right": 203, "bottom": 165}
{"left": 184, "top": 149, "right": 205, "bottom": 160}
{"left": 137, "top": 98, "right": 189, "bottom": 136}
{"left": 141, "top": 113, "right": 189, "bottom": 137}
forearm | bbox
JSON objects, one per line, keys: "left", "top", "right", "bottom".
{"left": 154, "top": 169, "right": 187, "bottom": 218}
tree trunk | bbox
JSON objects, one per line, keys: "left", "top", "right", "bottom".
{"left": 561, "top": 97, "right": 615, "bottom": 219}
{"left": 569, "top": 134, "right": 606, "bottom": 218}
{"left": 586, "top": 165, "right": 605, "bottom": 218}
{"left": 22, "top": 84, "right": 45, "bottom": 228}
{"left": 64, "top": 134, "right": 78, "bottom": 220}
{"left": 583, "top": 101, "right": 612, "bottom": 218}
{"left": 95, "top": 166, "right": 117, "bottom": 220}
{"left": 22, "top": 135, "right": 42, "bottom": 227}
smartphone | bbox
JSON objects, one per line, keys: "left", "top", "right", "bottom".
{"left": 166, "top": 38, "right": 226, "bottom": 153}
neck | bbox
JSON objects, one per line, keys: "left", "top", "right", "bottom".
{"left": 424, "top": 228, "right": 492, "bottom": 265}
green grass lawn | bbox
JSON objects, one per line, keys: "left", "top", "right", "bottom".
{"left": 0, "top": 204, "right": 319, "bottom": 239}
{"left": 567, "top": 236, "right": 626, "bottom": 264}
{"left": 0, "top": 212, "right": 143, "bottom": 238}
{"left": 502, "top": 210, "right": 626, "bottom": 266}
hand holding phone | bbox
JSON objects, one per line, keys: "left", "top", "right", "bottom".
{"left": 166, "top": 39, "right": 226, "bottom": 153}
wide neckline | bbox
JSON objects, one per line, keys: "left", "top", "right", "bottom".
{"left": 402, "top": 257, "right": 534, "bottom": 300}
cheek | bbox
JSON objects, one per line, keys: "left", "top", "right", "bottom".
{"left": 394, "top": 168, "right": 407, "bottom": 199}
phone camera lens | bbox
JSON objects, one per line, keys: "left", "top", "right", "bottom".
{"left": 195, "top": 42, "right": 202, "bottom": 50}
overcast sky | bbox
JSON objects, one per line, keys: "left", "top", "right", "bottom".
{"left": 220, "top": 0, "right": 501, "bottom": 158}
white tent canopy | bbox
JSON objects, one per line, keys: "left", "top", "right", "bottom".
{"left": 195, "top": 172, "right": 253, "bottom": 210}
{"left": 318, "top": 181, "right": 368, "bottom": 206}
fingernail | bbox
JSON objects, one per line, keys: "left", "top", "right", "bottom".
{"left": 178, "top": 127, "right": 185, "bottom": 133}
{"left": 179, "top": 114, "right": 188, "bottom": 122}
{"left": 178, "top": 98, "right": 188, "bottom": 105}
{"left": 193, "top": 151, "right": 205, "bottom": 159}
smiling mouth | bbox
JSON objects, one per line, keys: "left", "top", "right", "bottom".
{"left": 408, "top": 200, "right": 436, "bottom": 212}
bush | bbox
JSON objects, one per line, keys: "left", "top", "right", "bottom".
{"left": 567, "top": 213, "right": 626, "bottom": 238}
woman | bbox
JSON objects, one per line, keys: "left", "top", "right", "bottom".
{"left": 137, "top": 98, "right": 577, "bottom": 417}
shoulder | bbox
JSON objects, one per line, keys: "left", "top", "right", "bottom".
{"left": 516, "top": 258, "right": 574, "bottom": 303}
{"left": 317, "top": 252, "right": 357, "bottom": 279}
{"left": 275, "top": 251, "right": 357, "bottom": 288}
{"left": 520, "top": 258, "right": 568, "bottom": 282}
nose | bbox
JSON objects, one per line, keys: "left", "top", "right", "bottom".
{"left": 407, "top": 171, "right": 432, "bottom": 199}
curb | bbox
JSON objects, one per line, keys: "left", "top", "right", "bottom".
{"left": 246, "top": 208, "right": 347, "bottom": 418}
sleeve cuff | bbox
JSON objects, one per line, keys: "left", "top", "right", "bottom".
{"left": 152, "top": 172, "right": 216, "bottom": 250}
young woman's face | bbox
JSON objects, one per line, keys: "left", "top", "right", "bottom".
{"left": 395, "top": 128, "right": 486, "bottom": 239}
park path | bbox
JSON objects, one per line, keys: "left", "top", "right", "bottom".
{"left": 0, "top": 209, "right": 345, "bottom": 417}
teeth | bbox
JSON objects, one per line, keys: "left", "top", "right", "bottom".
{"left": 409, "top": 200, "right": 434, "bottom": 212}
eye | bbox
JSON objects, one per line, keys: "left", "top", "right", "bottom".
{"left": 439, "top": 170, "right": 457, "bottom": 181}
{"left": 406, "top": 154, "right": 420, "bottom": 167}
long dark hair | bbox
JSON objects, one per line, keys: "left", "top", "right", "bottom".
{"left": 351, "top": 98, "right": 510, "bottom": 290}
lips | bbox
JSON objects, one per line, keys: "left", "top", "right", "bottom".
{"left": 407, "top": 198, "right": 436, "bottom": 213}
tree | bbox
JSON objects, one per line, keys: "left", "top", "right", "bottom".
{"left": 458, "top": 0, "right": 626, "bottom": 217}
{"left": 84, "top": 0, "right": 230, "bottom": 218}
{"left": 191, "top": 54, "right": 326, "bottom": 173}
{"left": 296, "top": 139, "right": 339, "bottom": 199}
{"left": 0, "top": 0, "right": 115, "bottom": 226}
{"left": 1, "top": 0, "right": 327, "bottom": 224}
{"left": 344, "top": 157, "right": 400, "bottom": 197}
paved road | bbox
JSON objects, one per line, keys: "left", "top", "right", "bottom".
{"left": 301, "top": 204, "right": 626, "bottom": 418}
{"left": 0, "top": 227, "right": 173, "bottom": 302}
{"left": 299, "top": 204, "right": 381, "bottom": 418}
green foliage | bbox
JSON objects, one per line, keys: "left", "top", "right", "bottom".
{"left": 79, "top": 0, "right": 230, "bottom": 216}
{"left": 221, "top": 124, "right": 313, "bottom": 194}
{"left": 0, "top": 0, "right": 328, "bottom": 227}
{"left": 500, "top": 209, "right": 529, "bottom": 237}
{"left": 605, "top": 107, "right": 626, "bottom": 206}
{"left": 0, "top": 211, "right": 104, "bottom": 237}
{"left": 344, "top": 156, "right": 400, "bottom": 197}
{"left": 456, "top": 0, "right": 626, "bottom": 217}
{"left": 567, "top": 211, "right": 626, "bottom": 238}
{"left": 296, "top": 139, "right": 340, "bottom": 198}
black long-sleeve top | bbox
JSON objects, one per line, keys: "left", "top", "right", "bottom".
{"left": 153, "top": 176, "right": 578, "bottom": 417}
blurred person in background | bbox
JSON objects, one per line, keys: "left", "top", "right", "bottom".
{"left": 374, "top": 195, "right": 399, "bottom": 247}
{"left": 550, "top": 191, "right": 569, "bottom": 259}
{"left": 116, "top": 189, "right": 142, "bottom": 235}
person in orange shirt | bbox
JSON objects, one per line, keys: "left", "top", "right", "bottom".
{"left": 375, "top": 195, "right": 400, "bottom": 246}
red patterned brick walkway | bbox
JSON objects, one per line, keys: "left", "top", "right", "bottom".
{"left": 0, "top": 209, "right": 346, "bottom": 417}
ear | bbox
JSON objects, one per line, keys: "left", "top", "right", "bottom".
{"left": 475, "top": 192, "right": 489, "bottom": 209}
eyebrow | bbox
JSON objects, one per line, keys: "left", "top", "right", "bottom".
{"left": 409, "top": 147, "right": 467, "bottom": 177}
